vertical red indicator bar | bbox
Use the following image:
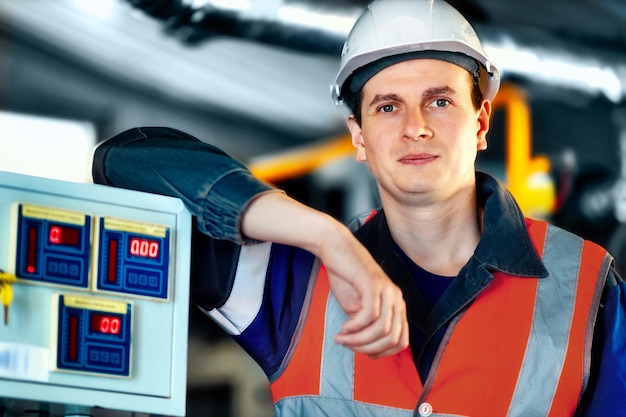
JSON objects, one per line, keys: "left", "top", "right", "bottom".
{"left": 27, "top": 226, "right": 38, "bottom": 274}
{"left": 69, "top": 315, "right": 78, "bottom": 361}
{"left": 108, "top": 238, "right": 118, "bottom": 283}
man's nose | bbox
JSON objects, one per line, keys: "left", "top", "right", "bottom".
{"left": 402, "top": 109, "right": 432, "bottom": 141}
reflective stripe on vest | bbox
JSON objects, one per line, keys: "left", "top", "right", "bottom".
{"left": 275, "top": 285, "right": 415, "bottom": 416}
{"left": 271, "top": 261, "right": 421, "bottom": 415}
{"left": 270, "top": 220, "right": 610, "bottom": 417}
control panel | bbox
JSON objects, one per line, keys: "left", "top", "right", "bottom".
{"left": 0, "top": 171, "right": 192, "bottom": 417}
{"left": 14, "top": 204, "right": 92, "bottom": 288}
{"left": 95, "top": 217, "right": 171, "bottom": 300}
{"left": 52, "top": 294, "right": 133, "bottom": 377}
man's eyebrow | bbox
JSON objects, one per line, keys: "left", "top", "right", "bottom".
{"left": 367, "top": 87, "right": 459, "bottom": 108}
{"left": 368, "top": 93, "right": 402, "bottom": 108}
{"left": 422, "top": 86, "right": 458, "bottom": 99}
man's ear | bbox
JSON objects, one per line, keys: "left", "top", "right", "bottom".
{"left": 347, "top": 115, "right": 367, "bottom": 162}
{"left": 477, "top": 99, "right": 492, "bottom": 151}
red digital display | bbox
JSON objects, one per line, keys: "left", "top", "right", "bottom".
{"left": 49, "top": 225, "right": 80, "bottom": 246}
{"left": 108, "top": 238, "right": 119, "bottom": 284}
{"left": 69, "top": 315, "right": 79, "bottom": 360}
{"left": 129, "top": 237, "right": 159, "bottom": 259}
{"left": 27, "top": 226, "right": 38, "bottom": 274}
{"left": 91, "top": 313, "right": 122, "bottom": 335}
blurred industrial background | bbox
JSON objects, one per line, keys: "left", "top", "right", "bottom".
{"left": 1, "top": 0, "right": 625, "bottom": 416}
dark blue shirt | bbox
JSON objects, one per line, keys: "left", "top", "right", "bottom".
{"left": 393, "top": 243, "right": 454, "bottom": 380}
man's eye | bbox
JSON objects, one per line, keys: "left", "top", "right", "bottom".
{"left": 430, "top": 99, "right": 450, "bottom": 108}
{"left": 379, "top": 104, "right": 395, "bottom": 113}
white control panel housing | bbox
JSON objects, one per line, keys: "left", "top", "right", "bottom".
{"left": 0, "top": 171, "right": 192, "bottom": 417}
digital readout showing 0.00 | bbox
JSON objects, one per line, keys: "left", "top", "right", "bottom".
{"left": 99, "top": 217, "right": 170, "bottom": 299}
{"left": 128, "top": 237, "right": 159, "bottom": 259}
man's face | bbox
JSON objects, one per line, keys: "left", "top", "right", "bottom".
{"left": 347, "top": 58, "right": 491, "bottom": 207}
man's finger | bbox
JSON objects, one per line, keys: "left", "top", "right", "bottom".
{"left": 335, "top": 297, "right": 407, "bottom": 357}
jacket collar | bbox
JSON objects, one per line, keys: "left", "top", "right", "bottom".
{"left": 354, "top": 172, "right": 549, "bottom": 279}
{"left": 473, "top": 172, "right": 549, "bottom": 277}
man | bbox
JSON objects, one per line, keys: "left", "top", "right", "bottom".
{"left": 92, "top": 0, "right": 626, "bottom": 415}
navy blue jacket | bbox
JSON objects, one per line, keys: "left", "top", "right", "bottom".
{"left": 93, "top": 127, "right": 626, "bottom": 416}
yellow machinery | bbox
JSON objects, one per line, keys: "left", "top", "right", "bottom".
{"left": 491, "top": 83, "right": 555, "bottom": 219}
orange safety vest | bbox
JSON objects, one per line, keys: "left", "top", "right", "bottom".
{"left": 269, "top": 219, "right": 611, "bottom": 416}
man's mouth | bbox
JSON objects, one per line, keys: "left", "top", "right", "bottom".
{"left": 399, "top": 153, "right": 437, "bottom": 164}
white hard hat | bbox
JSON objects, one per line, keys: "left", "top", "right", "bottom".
{"left": 331, "top": 0, "right": 501, "bottom": 113}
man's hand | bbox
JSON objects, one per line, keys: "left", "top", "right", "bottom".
{"left": 320, "top": 226, "right": 409, "bottom": 358}
{"left": 241, "top": 192, "right": 409, "bottom": 358}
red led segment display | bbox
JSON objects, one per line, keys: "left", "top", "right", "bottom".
{"left": 69, "top": 315, "right": 79, "bottom": 361}
{"left": 49, "top": 225, "right": 80, "bottom": 247}
{"left": 129, "top": 237, "right": 159, "bottom": 259}
{"left": 91, "top": 313, "right": 122, "bottom": 335}
{"left": 108, "top": 238, "right": 119, "bottom": 284}
{"left": 27, "top": 226, "right": 38, "bottom": 274}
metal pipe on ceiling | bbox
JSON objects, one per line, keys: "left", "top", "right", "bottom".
{"left": 125, "top": 0, "right": 358, "bottom": 53}
{"left": 125, "top": 0, "right": 626, "bottom": 103}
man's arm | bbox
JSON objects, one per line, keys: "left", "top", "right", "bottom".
{"left": 579, "top": 268, "right": 626, "bottom": 416}
{"left": 93, "top": 127, "right": 408, "bottom": 357}
{"left": 242, "top": 192, "right": 408, "bottom": 357}
{"left": 92, "top": 126, "right": 276, "bottom": 243}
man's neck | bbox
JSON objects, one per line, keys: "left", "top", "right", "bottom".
{"left": 383, "top": 189, "right": 483, "bottom": 277}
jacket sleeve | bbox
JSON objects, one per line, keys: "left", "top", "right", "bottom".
{"left": 91, "top": 126, "right": 278, "bottom": 310}
{"left": 92, "top": 126, "right": 277, "bottom": 243}
{"left": 579, "top": 267, "right": 626, "bottom": 416}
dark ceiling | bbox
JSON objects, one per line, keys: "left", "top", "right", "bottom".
{"left": 455, "top": 0, "right": 626, "bottom": 52}
{"left": 126, "top": 0, "right": 626, "bottom": 55}
{"left": 0, "top": 0, "right": 625, "bottom": 156}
